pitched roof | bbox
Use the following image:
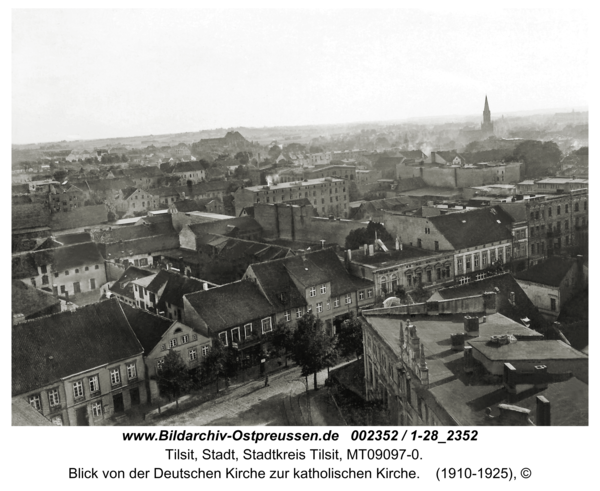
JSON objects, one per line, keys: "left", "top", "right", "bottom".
{"left": 184, "top": 280, "right": 276, "bottom": 331}
{"left": 92, "top": 221, "right": 176, "bottom": 243}
{"left": 12, "top": 280, "right": 61, "bottom": 318}
{"left": 109, "top": 266, "right": 155, "bottom": 300}
{"left": 146, "top": 270, "right": 208, "bottom": 309}
{"left": 85, "top": 177, "right": 135, "bottom": 193}
{"left": 171, "top": 161, "right": 207, "bottom": 173}
{"left": 248, "top": 261, "right": 307, "bottom": 311}
{"left": 101, "top": 234, "right": 180, "bottom": 260}
{"left": 429, "top": 207, "right": 513, "bottom": 250}
{"left": 52, "top": 242, "right": 104, "bottom": 271}
{"left": 121, "top": 187, "right": 139, "bottom": 200}
{"left": 12, "top": 203, "right": 51, "bottom": 231}
{"left": 516, "top": 256, "right": 577, "bottom": 287}
{"left": 125, "top": 166, "right": 164, "bottom": 178}
{"left": 303, "top": 249, "right": 360, "bottom": 296}
{"left": 35, "top": 232, "right": 91, "bottom": 250}
{"left": 171, "top": 199, "right": 204, "bottom": 213}
{"left": 119, "top": 303, "right": 174, "bottom": 353}
{"left": 497, "top": 202, "right": 528, "bottom": 223}
{"left": 12, "top": 299, "right": 143, "bottom": 396}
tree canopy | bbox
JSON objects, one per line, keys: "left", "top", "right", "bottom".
{"left": 289, "top": 314, "right": 338, "bottom": 390}
{"left": 156, "top": 350, "right": 193, "bottom": 401}
{"left": 345, "top": 221, "right": 393, "bottom": 250}
{"left": 510, "top": 140, "right": 562, "bottom": 178}
{"left": 201, "top": 339, "right": 239, "bottom": 392}
{"left": 337, "top": 313, "right": 364, "bottom": 361}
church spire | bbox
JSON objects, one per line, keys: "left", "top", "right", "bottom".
{"left": 481, "top": 95, "right": 493, "bottom": 134}
{"left": 484, "top": 95, "right": 490, "bottom": 113}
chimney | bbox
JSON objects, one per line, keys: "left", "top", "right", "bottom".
{"left": 203, "top": 282, "right": 209, "bottom": 291}
{"left": 12, "top": 313, "right": 25, "bottom": 325}
{"left": 451, "top": 333, "right": 465, "bottom": 351}
{"left": 463, "top": 345, "right": 475, "bottom": 373}
{"left": 536, "top": 396, "right": 551, "bottom": 426}
{"left": 66, "top": 301, "right": 75, "bottom": 311}
{"left": 320, "top": 240, "right": 326, "bottom": 249}
{"left": 363, "top": 243, "right": 368, "bottom": 255}
{"left": 463, "top": 315, "right": 480, "bottom": 337}
{"left": 395, "top": 237, "right": 399, "bottom": 250}
{"left": 345, "top": 249, "right": 352, "bottom": 262}
{"left": 368, "top": 244, "right": 374, "bottom": 256}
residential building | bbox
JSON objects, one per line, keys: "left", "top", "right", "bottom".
{"left": 516, "top": 256, "right": 586, "bottom": 321}
{"left": 108, "top": 266, "right": 155, "bottom": 307}
{"left": 183, "top": 280, "right": 277, "bottom": 365}
{"left": 525, "top": 189, "right": 588, "bottom": 265}
{"left": 517, "top": 178, "right": 589, "bottom": 194}
{"left": 360, "top": 293, "right": 588, "bottom": 425}
{"left": 168, "top": 161, "right": 207, "bottom": 183}
{"left": 233, "top": 177, "right": 350, "bottom": 218}
{"left": 131, "top": 269, "right": 210, "bottom": 321}
{"left": 12, "top": 299, "right": 147, "bottom": 426}
{"left": 344, "top": 244, "right": 455, "bottom": 297}
{"left": 122, "top": 166, "right": 165, "bottom": 188}
{"left": 120, "top": 305, "right": 211, "bottom": 402}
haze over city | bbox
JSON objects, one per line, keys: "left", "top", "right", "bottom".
{"left": 13, "top": 8, "right": 587, "bottom": 144}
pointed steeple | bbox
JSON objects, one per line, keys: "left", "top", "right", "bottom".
{"left": 484, "top": 95, "right": 490, "bottom": 113}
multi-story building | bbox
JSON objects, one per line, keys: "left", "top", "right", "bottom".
{"left": 525, "top": 189, "right": 588, "bottom": 265}
{"left": 233, "top": 177, "right": 350, "bottom": 217}
{"left": 168, "top": 161, "right": 207, "bottom": 183}
{"left": 360, "top": 294, "right": 588, "bottom": 426}
{"left": 344, "top": 244, "right": 455, "bottom": 297}
{"left": 131, "top": 269, "right": 210, "bottom": 321}
{"left": 383, "top": 206, "right": 516, "bottom": 285}
{"left": 517, "top": 178, "right": 589, "bottom": 194}
{"left": 120, "top": 304, "right": 211, "bottom": 402}
{"left": 12, "top": 299, "right": 147, "bottom": 426}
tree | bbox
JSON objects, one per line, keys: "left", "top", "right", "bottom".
{"left": 156, "top": 350, "right": 193, "bottom": 402}
{"left": 270, "top": 320, "right": 295, "bottom": 367}
{"left": 52, "top": 169, "right": 68, "bottom": 182}
{"left": 510, "top": 140, "right": 562, "bottom": 178}
{"left": 200, "top": 339, "right": 238, "bottom": 393}
{"left": 337, "top": 313, "right": 364, "bottom": 361}
{"left": 345, "top": 221, "right": 393, "bottom": 250}
{"left": 290, "top": 314, "right": 338, "bottom": 390}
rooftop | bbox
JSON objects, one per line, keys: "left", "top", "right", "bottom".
{"left": 349, "top": 243, "right": 441, "bottom": 267}
{"left": 516, "top": 256, "right": 577, "bottom": 287}
{"left": 12, "top": 299, "right": 142, "bottom": 396}
{"left": 245, "top": 177, "right": 344, "bottom": 191}
{"left": 12, "top": 279, "right": 61, "bottom": 318}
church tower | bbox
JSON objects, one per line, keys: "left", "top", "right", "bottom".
{"left": 481, "top": 95, "right": 494, "bottom": 134}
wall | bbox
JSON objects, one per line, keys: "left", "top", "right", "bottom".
{"left": 515, "top": 279, "right": 558, "bottom": 320}
{"left": 49, "top": 204, "right": 108, "bottom": 231}
{"left": 381, "top": 212, "right": 455, "bottom": 251}
{"left": 396, "top": 163, "right": 521, "bottom": 188}
{"left": 53, "top": 263, "right": 107, "bottom": 297}
{"left": 253, "top": 202, "right": 367, "bottom": 244}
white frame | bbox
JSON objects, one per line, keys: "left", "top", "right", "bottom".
{"left": 110, "top": 368, "right": 121, "bottom": 386}
{"left": 261, "top": 317, "right": 273, "bottom": 334}
{"left": 73, "top": 380, "right": 84, "bottom": 399}
{"left": 89, "top": 375, "right": 99, "bottom": 393}
{"left": 244, "top": 323, "right": 253, "bottom": 338}
{"left": 126, "top": 363, "right": 137, "bottom": 380}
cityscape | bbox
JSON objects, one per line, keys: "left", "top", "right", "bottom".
{"left": 12, "top": 10, "right": 588, "bottom": 427}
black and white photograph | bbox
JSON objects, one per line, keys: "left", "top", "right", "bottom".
{"left": 8, "top": 4, "right": 592, "bottom": 488}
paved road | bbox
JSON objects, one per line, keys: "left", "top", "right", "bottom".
{"left": 151, "top": 365, "right": 336, "bottom": 426}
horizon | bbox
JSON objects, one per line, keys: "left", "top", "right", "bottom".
{"left": 13, "top": 9, "right": 587, "bottom": 145}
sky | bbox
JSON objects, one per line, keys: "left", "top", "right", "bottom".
{"left": 12, "top": 8, "right": 588, "bottom": 144}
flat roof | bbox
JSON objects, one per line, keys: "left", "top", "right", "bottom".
{"left": 469, "top": 339, "right": 587, "bottom": 361}
{"left": 365, "top": 312, "right": 548, "bottom": 425}
{"left": 245, "top": 177, "right": 344, "bottom": 191}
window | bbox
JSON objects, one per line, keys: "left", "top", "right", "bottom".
{"left": 457, "top": 257, "right": 463, "bottom": 270}
{"left": 557, "top": 205, "right": 561, "bottom": 215}
{"left": 316, "top": 302, "right": 323, "bottom": 313}
{"left": 309, "top": 287, "right": 316, "bottom": 297}
{"left": 181, "top": 334, "right": 189, "bottom": 344}
{"left": 550, "top": 298, "right": 557, "bottom": 311}
{"left": 575, "top": 202, "right": 579, "bottom": 212}
{"left": 320, "top": 284, "right": 326, "bottom": 294}
{"left": 169, "top": 338, "right": 177, "bottom": 348}
{"left": 548, "top": 207, "right": 552, "bottom": 217}
{"left": 425, "top": 227, "right": 430, "bottom": 234}
{"left": 434, "top": 240, "right": 439, "bottom": 251}
{"left": 565, "top": 204, "right": 569, "bottom": 213}
{"left": 51, "top": 415, "right": 63, "bottom": 426}
{"left": 367, "top": 289, "right": 373, "bottom": 298}
{"left": 345, "top": 294, "right": 352, "bottom": 304}
{"left": 85, "top": 266, "right": 89, "bottom": 271}
{"left": 261, "top": 318, "right": 273, "bottom": 333}
{"left": 284, "top": 311, "right": 291, "bottom": 322}
{"left": 201, "top": 345, "right": 210, "bottom": 357}
{"left": 75, "top": 268, "right": 80, "bottom": 274}
{"left": 417, "top": 238, "right": 422, "bottom": 248}
{"left": 48, "top": 388, "right": 60, "bottom": 407}
{"left": 244, "top": 323, "right": 252, "bottom": 338}
{"left": 89, "top": 376, "right": 99, "bottom": 394}
{"left": 426, "top": 270, "right": 432, "bottom": 282}
{"left": 29, "top": 394, "right": 41, "bottom": 412}
{"left": 436, "top": 268, "right": 441, "bottom": 280}
{"left": 73, "top": 381, "right": 84, "bottom": 399}
{"left": 41, "top": 265, "right": 47, "bottom": 274}
{"left": 126, "top": 363, "right": 137, "bottom": 380}
{"left": 359, "top": 291, "right": 364, "bottom": 300}
{"left": 54, "top": 272, "right": 59, "bottom": 278}
{"left": 42, "top": 275, "right": 49, "bottom": 285}
{"left": 65, "top": 270, "right": 69, "bottom": 276}
{"left": 95, "top": 265, "right": 99, "bottom": 270}
{"left": 156, "top": 358, "right": 165, "bottom": 372}
{"left": 466, "top": 256, "right": 471, "bottom": 269}
{"left": 333, "top": 297, "right": 340, "bottom": 308}
{"left": 218, "top": 331, "right": 228, "bottom": 346}
{"left": 189, "top": 348, "right": 197, "bottom": 361}
{"left": 296, "top": 308, "right": 303, "bottom": 318}
{"left": 110, "top": 368, "right": 121, "bottom": 386}
{"left": 231, "top": 327, "right": 240, "bottom": 343}
{"left": 92, "top": 402, "right": 102, "bottom": 418}
{"left": 139, "top": 258, "right": 148, "bottom": 267}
